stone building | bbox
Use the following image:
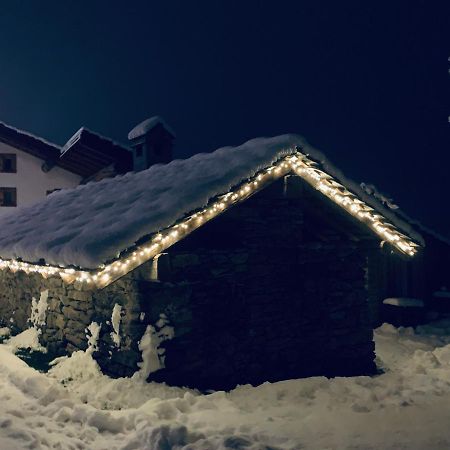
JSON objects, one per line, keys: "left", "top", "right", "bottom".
{"left": 0, "top": 134, "right": 425, "bottom": 390}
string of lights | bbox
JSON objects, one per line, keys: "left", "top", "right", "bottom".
{"left": 0, "top": 147, "right": 420, "bottom": 288}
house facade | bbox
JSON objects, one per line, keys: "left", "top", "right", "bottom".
{"left": 0, "top": 134, "right": 427, "bottom": 389}
{"left": 0, "top": 117, "right": 173, "bottom": 213}
{"left": 0, "top": 145, "right": 82, "bottom": 213}
{"left": 0, "top": 124, "right": 82, "bottom": 214}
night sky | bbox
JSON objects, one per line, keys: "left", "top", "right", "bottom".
{"left": 0, "top": 1, "right": 448, "bottom": 235}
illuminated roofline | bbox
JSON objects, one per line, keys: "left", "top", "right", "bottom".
{"left": 0, "top": 148, "right": 421, "bottom": 288}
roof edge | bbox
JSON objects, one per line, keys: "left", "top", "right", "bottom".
{"left": 0, "top": 147, "right": 422, "bottom": 289}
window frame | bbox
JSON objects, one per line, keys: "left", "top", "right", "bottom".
{"left": 0, "top": 187, "right": 17, "bottom": 207}
{"left": 0, "top": 154, "right": 17, "bottom": 173}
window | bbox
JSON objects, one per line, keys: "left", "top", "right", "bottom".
{"left": 0, "top": 188, "right": 17, "bottom": 207}
{"left": 0, "top": 154, "right": 17, "bottom": 173}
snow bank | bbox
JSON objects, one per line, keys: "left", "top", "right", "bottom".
{"left": 48, "top": 321, "right": 103, "bottom": 382}
{"left": 48, "top": 350, "right": 102, "bottom": 384}
{"left": 3, "top": 290, "right": 50, "bottom": 353}
{"left": 0, "top": 327, "right": 10, "bottom": 337}
{"left": 2, "top": 320, "right": 450, "bottom": 448}
{"left": 0, "top": 134, "right": 422, "bottom": 269}
{"left": 4, "top": 327, "right": 45, "bottom": 353}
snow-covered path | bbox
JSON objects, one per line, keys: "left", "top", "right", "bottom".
{"left": 2, "top": 322, "right": 450, "bottom": 449}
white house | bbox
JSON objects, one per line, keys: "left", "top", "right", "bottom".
{"left": 0, "top": 117, "right": 175, "bottom": 215}
{"left": 0, "top": 123, "right": 81, "bottom": 215}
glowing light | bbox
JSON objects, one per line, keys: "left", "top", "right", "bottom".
{"left": 0, "top": 147, "right": 419, "bottom": 288}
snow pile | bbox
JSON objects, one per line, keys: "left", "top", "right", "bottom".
{"left": 3, "top": 290, "right": 49, "bottom": 353}
{"left": 2, "top": 320, "right": 450, "bottom": 448}
{"left": 0, "top": 134, "right": 422, "bottom": 269}
{"left": 3, "top": 327, "right": 45, "bottom": 353}
{"left": 128, "top": 115, "right": 176, "bottom": 140}
{"left": 134, "top": 314, "right": 175, "bottom": 380}
{"left": 0, "top": 327, "right": 10, "bottom": 337}
{"left": 30, "top": 289, "right": 49, "bottom": 327}
{"left": 48, "top": 322, "right": 103, "bottom": 383}
{"left": 48, "top": 349, "right": 102, "bottom": 385}
{"left": 110, "top": 304, "right": 122, "bottom": 347}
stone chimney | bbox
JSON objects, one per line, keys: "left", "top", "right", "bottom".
{"left": 128, "top": 116, "right": 175, "bottom": 171}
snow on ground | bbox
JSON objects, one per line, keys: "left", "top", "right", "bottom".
{"left": 2, "top": 327, "right": 46, "bottom": 354}
{"left": 2, "top": 322, "right": 450, "bottom": 449}
{"left": 0, "top": 327, "right": 10, "bottom": 337}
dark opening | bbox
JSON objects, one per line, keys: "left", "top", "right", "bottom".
{"left": 46, "top": 189, "right": 61, "bottom": 196}
{"left": 0, "top": 187, "right": 17, "bottom": 207}
{"left": 0, "top": 154, "right": 17, "bottom": 173}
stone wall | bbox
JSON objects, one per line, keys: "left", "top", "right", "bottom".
{"left": 0, "top": 270, "right": 89, "bottom": 354}
{"left": 0, "top": 177, "right": 377, "bottom": 390}
{"left": 141, "top": 185, "right": 376, "bottom": 389}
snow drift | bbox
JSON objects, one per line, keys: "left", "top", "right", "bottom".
{"left": 2, "top": 321, "right": 450, "bottom": 449}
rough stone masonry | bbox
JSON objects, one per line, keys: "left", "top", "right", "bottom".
{"left": 0, "top": 177, "right": 377, "bottom": 390}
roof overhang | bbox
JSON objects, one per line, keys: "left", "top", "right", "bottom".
{"left": 0, "top": 147, "right": 422, "bottom": 289}
{"left": 59, "top": 128, "right": 133, "bottom": 178}
{"left": 0, "top": 122, "right": 61, "bottom": 162}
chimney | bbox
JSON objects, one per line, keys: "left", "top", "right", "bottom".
{"left": 128, "top": 116, "right": 175, "bottom": 171}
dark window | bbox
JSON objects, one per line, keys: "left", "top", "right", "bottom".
{"left": 0, "top": 154, "right": 17, "bottom": 173}
{"left": 46, "top": 189, "right": 61, "bottom": 196}
{"left": 135, "top": 145, "right": 143, "bottom": 157}
{"left": 0, "top": 188, "right": 17, "bottom": 207}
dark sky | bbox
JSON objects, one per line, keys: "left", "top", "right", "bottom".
{"left": 0, "top": 1, "right": 448, "bottom": 235}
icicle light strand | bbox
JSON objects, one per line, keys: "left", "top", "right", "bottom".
{"left": 0, "top": 149, "right": 420, "bottom": 288}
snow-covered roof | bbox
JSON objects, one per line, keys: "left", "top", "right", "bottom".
{"left": 62, "top": 127, "right": 131, "bottom": 155}
{"left": 0, "top": 121, "right": 62, "bottom": 150}
{"left": 0, "top": 134, "right": 423, "bottom": 286}
{"left": 0, "top": 121, "right": 62, "bottom": 161}
{"left": 0, "top": 120, "right": 132, "bottom": 178}
{"left": 0, "top": 135, "right": 299, "bottom": 268}
{"left": 59, "top": 127, "right": 133, "bottom": 178}
{"left": 128, "top": 116, "right": 176, "bottom": 140}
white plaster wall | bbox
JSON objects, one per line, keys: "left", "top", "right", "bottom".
{"left": 0, "top": 141, "right": 82, "bottom": 215}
